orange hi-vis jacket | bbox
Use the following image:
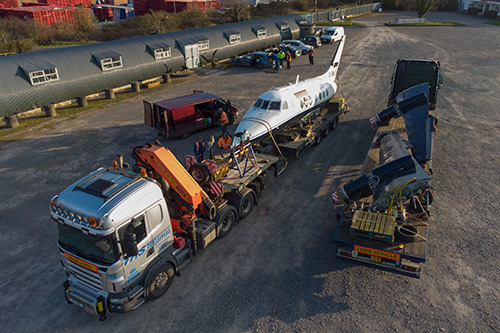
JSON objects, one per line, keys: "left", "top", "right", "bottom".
{"left": 218, "top": 136, "right": 232, "bottom": 149}
{"left": 219, "top": 111, "right": 229, "bottom": 126}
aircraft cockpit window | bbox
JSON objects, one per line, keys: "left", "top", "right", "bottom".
{"left": 261, "top": 100, "right": 270, "bottom": 109}
{"left": 269, "top": 101, "right": 281, "bottom": 110}
{"left": 254, "top": 99, "right": 263, "bottom": 108}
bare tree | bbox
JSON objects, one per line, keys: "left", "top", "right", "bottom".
{"left": 223, "top": 0, "right": 249, "bottom": 23}
{"left": 416, "top": 0, "right": 434, "bottom": 18}
{"left": 149, "top": 10, "right": 170, "bottom": 34}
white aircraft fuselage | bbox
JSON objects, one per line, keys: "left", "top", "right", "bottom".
{"left": 235, "top": 36, "right": 345, "bottom": 143}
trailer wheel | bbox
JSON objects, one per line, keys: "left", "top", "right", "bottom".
{"left": 396, "top": 224, "right": 418, "bottom": 243}
{"left": 217, "top": 205, "right": 238, "bottom": 238}
{"left": 322, "top": 126, "right": 330, "bottom": 138}
{"left": 330, "top": 116, "right": 339, "bottom": 130}
{"left": 235, "top": 188, "right": 256, "bottom": 219}
{"left": 248, "top": 179, "right": 263, "bottom": 197}
{"left": 189, "top": 164, "right": 210, "bottom": 186}
{"left": 147, "top": 263, "right": 174, "bottom": 300}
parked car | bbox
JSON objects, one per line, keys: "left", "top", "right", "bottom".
{"left": 235, "top": 52, "right": 274, "bottom": 69}
{"left": 281, "top": 45, "right": 301, "bottom": 58}
{"left": 279, "top": 40, "right": 312, "bottom": 55}
{"left": 321, "top": 26, "right": 344, "bottom": 44}
{"left": 300, "top": 35, "right": 322, "bottom": 48}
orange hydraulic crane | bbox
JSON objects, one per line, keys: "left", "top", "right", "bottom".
{"left": 132, "top": 142, "right": 216, "bottom": 233}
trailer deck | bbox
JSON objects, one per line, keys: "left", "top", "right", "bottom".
{"left": 218, "top": 152, "right": 281, "bottom": 194}
{"left": 332, "top": 106, "right": 434, "bottom": 277}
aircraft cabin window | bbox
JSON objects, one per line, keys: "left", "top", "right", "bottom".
{"left": 254, "top": 99, "right": 263, "bottom": 108}
{"left": 269, "top": 101, "right": 280, "bottom": 110}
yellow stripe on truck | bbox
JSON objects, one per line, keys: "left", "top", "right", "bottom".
{"left": 64, "top": 252, "right": 98, "bottom": 272}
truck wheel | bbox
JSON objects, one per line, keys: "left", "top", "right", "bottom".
{"left": 236, "top": 188, "right": 256, "bottom": 220}
{"left": 313, "top": 133, "right": 321, "bottom": 146}
{"left": 396, "top": 225, "right": 418, "bottom": 243}
{"left": 147, "top": 263, "right": 174, "bottom": 300}
{"left": 216, "top": 205, "right": 237, "bottom": 238}
{"left": 330, "top": 116, "right": 339, "bottom": 130}
{"left": 189, "top": 164, "right": 210, "bottom": 186}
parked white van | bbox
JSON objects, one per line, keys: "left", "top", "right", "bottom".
{"left": 321, "top": 27, "right": 344, "bottom": 44}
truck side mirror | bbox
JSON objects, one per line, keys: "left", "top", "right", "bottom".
{"left": 122, "top": 233, "right": 138, "bottom": 257}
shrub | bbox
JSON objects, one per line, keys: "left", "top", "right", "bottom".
{"left": 468, "top": 7, "right": 480, "bottom": 15}
{"left": 483, "top": 10, "right": 498, "bottom": 19}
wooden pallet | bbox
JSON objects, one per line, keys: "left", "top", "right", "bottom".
{"left": 349, "top": 210, "right": 396, "bottom": 244}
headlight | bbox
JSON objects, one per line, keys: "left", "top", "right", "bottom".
{"left": 109, "top": 296, "right": 129, "bottom": 304}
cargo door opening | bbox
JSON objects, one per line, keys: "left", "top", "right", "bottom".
{"left": 194, "top": 101, "right": 215, "bottom": 129}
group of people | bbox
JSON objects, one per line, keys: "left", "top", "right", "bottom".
{"left": 271, "top": 49, "right": 292, "bottom": 72}
{"left": 269, "top": 47, "right": 315, "bottom": 72}
{"left": 193, "top": 132, "right": 233, "bottom": 163}
{"left": 193, "top": 107, "right": 233, "bottom": 163}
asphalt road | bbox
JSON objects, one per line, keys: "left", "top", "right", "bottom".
{"left": 0, "top": 11, "right": 499, "bottom": 333}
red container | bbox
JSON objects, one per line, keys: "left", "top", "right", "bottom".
{"left": 173, "top": 236, "right": 186, "bottom": 249}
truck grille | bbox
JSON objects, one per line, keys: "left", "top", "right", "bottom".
{"left": 67, "top": 261, "right": 103, "bottom": 292}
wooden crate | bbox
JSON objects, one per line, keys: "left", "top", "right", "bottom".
{"left": 349, "top": 210, "right": 396, "bottom": 244}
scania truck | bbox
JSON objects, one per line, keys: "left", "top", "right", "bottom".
{"left": 50, "top": 141, "right": 282, "bottom": 320}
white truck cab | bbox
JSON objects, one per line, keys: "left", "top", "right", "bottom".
{"left": 321, "top": 26, "right": 344, "bottom": 44}
{"left": 50, "top": 167, "right": 183, "bottom": 320}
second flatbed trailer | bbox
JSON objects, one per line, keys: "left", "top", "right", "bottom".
{"left": 332, "top": 103, "right": 434, "bottom": 278}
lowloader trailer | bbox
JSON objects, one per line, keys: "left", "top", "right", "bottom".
{"left": 331, "top": 80, "right": 439, "bottom": 278}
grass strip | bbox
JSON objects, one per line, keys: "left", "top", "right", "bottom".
{"left": 385, "top": 22, "right": 466, "bottom": 26}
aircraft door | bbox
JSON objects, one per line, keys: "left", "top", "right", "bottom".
{"left": 184, "top": 44, "right": 199, "bottom": 69}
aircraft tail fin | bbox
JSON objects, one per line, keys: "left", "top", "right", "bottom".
{"left": 323, "top": 35, "right": 345, "bottom": 82}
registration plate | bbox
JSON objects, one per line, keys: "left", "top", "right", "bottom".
{"left": 371, "top": 256, "right": 382, "bottom": 263}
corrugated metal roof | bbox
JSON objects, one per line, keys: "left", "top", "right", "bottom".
{"left": 176, "top": 35, "right": 209, "bottom": 46}
{"left": 93, "top": 51, "right": 122, "bottom": 59}
{"left": 20, "top": 60, "right": 57, "bottom": 73}
{"left": 0, "top": 14, "right": 302, "bottom": 117}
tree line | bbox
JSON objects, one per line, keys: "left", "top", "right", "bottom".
{"left": 0, "top": 0, "right": 459, "bottom": 54}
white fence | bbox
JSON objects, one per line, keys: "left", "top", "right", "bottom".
{"left": 303, "top": 2, "right": 383, "bottom": 23}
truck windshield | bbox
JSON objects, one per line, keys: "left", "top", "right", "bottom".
{"left": 57, "top": 224, "right": 118, "bottom": 266}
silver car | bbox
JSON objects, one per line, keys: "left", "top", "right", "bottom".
{"left": 279, "top": 40, "right": 312, "bottom": 55}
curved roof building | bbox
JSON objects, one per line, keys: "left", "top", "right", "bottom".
{"left": 0, "top": 15, "right": 302, "bottom": 117}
